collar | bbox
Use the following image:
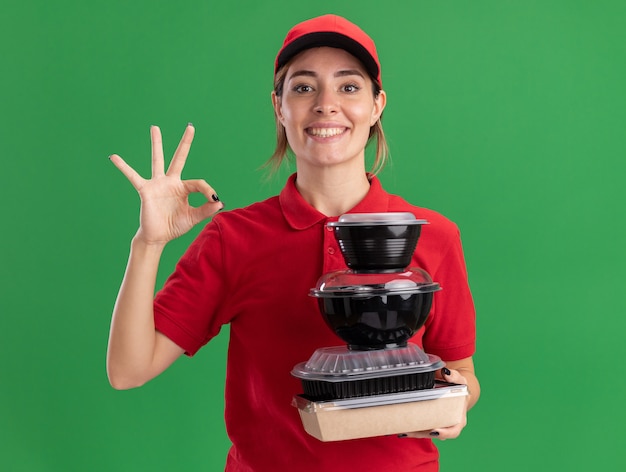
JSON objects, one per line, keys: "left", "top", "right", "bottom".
{"left": 279, "top": 173, "right": 391, "bottom": 230}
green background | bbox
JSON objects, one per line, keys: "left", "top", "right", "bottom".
{"left": 1, "top": 0, "right": 625, "bottom": 470}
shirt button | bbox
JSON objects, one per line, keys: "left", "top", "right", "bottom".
{"left": 327, "top": 247, "right": 335, "bottom": 255}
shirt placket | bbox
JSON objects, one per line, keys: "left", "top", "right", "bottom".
{"left": 322, "top": 220, "right": 345, "bottom": 274}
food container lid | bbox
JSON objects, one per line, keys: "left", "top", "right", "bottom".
{"left": 327, "top": 212, "right": 428, "bottom": 227}
{"left": 291, "top": 345, "right": 444, "bottom": 381}
{"left": 310, "top": 267, "right": 440, "bottom": 298}
{"left": 292, "top": 382, "right": 468, "bottom": 412}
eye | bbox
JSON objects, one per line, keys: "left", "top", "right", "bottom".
{"left": 341, "top": 83, "right": 361, "bottom": 93}
{"left": 293, "top": 84, "right": 314, "bottom": 93}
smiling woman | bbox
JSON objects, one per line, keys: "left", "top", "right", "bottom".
{"left": 269, "top": 17, "right": 389, "bottom": 175}
{"left": 271, "top": 47, "right": 386, "bottom": 185}
{"left": 107, "top": 13, "right": 479, "bottom": 472}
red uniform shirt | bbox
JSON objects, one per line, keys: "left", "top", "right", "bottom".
{"left": 154, "top": 174, "right": 476, "bottom": 471}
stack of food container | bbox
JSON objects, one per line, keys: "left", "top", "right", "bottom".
{"left": 291, "top": 213, "right": 467, "bottom": 441}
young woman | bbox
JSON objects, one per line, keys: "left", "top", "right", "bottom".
{"left": 107, "top": 14, "right": 480, "bottom": 472}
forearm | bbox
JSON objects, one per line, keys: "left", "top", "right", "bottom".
{"left": 106, "top": 236, "right": 166, "bottom": 389}
{"left": 457, "top": 368, "right": 480, "bottom": 411}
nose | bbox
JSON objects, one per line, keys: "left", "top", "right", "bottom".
{"left": 313, "top": 86, "right": 338, "bottom": 115}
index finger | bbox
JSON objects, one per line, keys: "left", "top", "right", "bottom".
{"left": 109, "top": 154, "right": 146, "bottom": 190}
{"left": 166, "top": 123, "right": 195, "bottom": 177}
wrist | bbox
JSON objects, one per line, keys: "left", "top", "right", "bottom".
{"left": 131, "top": 233, "right": 168, "bottom": 253}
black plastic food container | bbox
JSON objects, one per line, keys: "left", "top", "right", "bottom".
{"left": 327, "top": 213, "right": 428, "bottom": 272}
{"left": 291, "top": 346, "right": 444, "bottom": 401}
{"left": 300, "top": 371, "right": 436, "bottom": 401}
{"left": 310, "top": 269, "right": 440, "bottom": 350}
{"left": 316, "top": 292, "right": 433, "bottom": 350}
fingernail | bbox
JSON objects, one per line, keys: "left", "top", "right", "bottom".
{"left": 397, "top": 434, "right": 408, "bottom": 438}
{"left": 108, "top": 155, "right": 113, "bottom": 160}
{"left": 211, "top": 194, "right": 220, "bottom": 202}
{"left": 429, "top": 431, "right": 440, "bottom": 437}
{"left": 442, "top": 367, "right": 451, "bottom": 376}
{"left": 188, "top": 122, "right": 194, "bottom": 127}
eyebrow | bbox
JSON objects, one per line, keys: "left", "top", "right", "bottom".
{"left": 287, "top": 69, "right": 366, "bottom": 81}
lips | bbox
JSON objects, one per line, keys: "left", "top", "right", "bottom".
{"left": 306, "top": 127, "right": 347, "bottom": 138}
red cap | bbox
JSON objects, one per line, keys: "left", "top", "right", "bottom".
{"left": 275, "top": 14, "right": 382, "bottom": 86}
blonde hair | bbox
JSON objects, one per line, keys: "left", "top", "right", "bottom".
{"left": 265, "top": 63, "right": 389, "bottom": 175}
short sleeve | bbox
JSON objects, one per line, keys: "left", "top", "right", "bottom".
{"left": 153, "top": 218, "right": 230, "bottom": 356}
{"left": 422, "top": 226, "right": 476, "bottom": 361}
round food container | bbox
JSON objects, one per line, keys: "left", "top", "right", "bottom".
{"left": 327, "top": 212, "right": 428, "bottom": 272}
{"left": 310, "top": 268, "right": 440, "bottom": 350}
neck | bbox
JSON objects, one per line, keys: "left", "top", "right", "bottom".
{"left": 295, "top": 164, "right": 371, "bottom": 217}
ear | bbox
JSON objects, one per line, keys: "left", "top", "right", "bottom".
{"left": 370, "top": 90, "right": 387, "bottom": 126}
{"left": 271, "top": 91, "right": 284, "bottom": 123}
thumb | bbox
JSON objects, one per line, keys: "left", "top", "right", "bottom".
{"left": 183, "top": 179, "right": 225, "bottom": 224}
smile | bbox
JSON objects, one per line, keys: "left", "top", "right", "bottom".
{"left": 306, "top": 127, "right": 347, "bottom": 138}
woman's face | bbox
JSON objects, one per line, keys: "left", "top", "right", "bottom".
{"left": 272, "top": 47, "right": 386, "bottom": 171}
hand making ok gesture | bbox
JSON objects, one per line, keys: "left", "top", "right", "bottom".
{"left": 109, "top": 124, "right": 224, "bottom": 245}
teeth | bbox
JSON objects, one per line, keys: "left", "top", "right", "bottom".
{"left": 308, "top": 128, "right": 345, "bottom": 138}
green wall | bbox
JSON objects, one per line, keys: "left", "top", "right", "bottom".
{"left": 1, "top": 0, "right": 625, "bottom": 470}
